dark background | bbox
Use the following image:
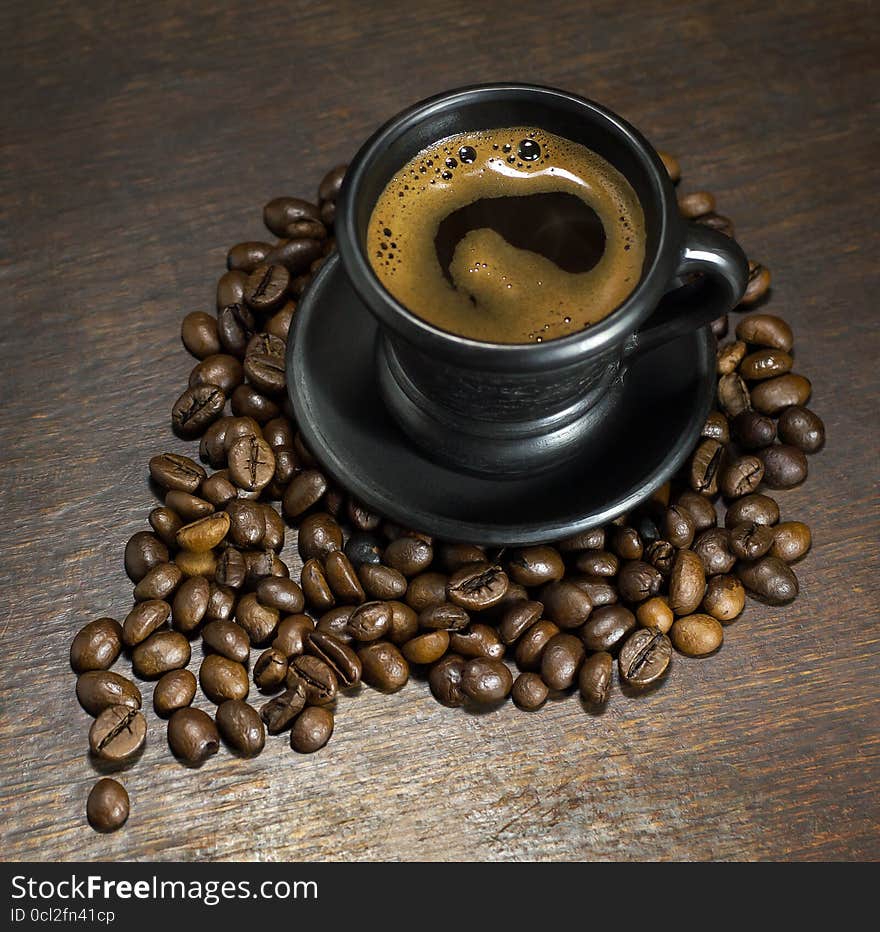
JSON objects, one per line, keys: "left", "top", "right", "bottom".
{"left": 1, "top": 0, "right": 877, "bottom": 860}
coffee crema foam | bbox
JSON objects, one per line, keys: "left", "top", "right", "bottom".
{"left": 367, "top": 127, "right": 646, "bottom": 344}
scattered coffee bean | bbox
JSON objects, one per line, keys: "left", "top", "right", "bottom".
{"left": 89, "top": 705, "right": 147, "bottom": 762}
{"left": 403, "top": 629, "right": 450, "bottom": 664}
{"left": 740, "top": 348, "right": 793, "bottom": 381}
{"left": 181, "top": 311, "right": 221, "bottom": 359}
{"left": 736, "top": 313, "right": 793, "bottom": 351}
{"left": 725, "top": 493, "right": 780, "bottom": 528}
{"left": 216, "top": 700, "right": 265, "bottom": 757}
{"left": 702, "top": 575, "right": 746, "bottom": 622}
{"left": 149, "top": 452, "right": 206, "bottom": 493}
{"left": 701, "top": 411, "right": 731, "bottom": 443}
{"left": 253, "top": 648, "right": 289, "bottom": 691}
{"left": 189, "top": 354, "right": 244, "bottom": 395}
{"left": 770, "top": 521, "right": 812, "bottom": 563}
{"left": 149, "top": 506, "right": 185, "bottom": 547}
{"left": 70, "top": 618, "right": 123, "bottom": 673}
{"left": 76, "top": 671, "right": 142, "bottom": 717}
{"left": 200, "top": 653, "right": 249, "bottom": 703}
{"left": 717, "top": 372, "right": 751, "bottom": 417}
{"left": 168, "top": 707, "right": 220, "bottom": 765}
{"left": 514, "top": 620, "right": 560, "bottom": 671}
{"left": 131, "top": 630, "right": 191, "bottom": 679}
{"left": 261, "top": 682, "right": 308, "bottom": 734}
{"left": 729, "top": 522, "right": 775, "bottom": 561}
{"left": 176, "top": 512, "right": 230, "bottom": 552}
{"left": 671, "top": 614, "right": 723, "bottom": 656}
{"left": 618, "top": 628, "right": 672, "bottom": 687}
{"left": 732, "top": 410, "right": 777, "bottom": 449}
{"left": 461, "top": 657, "right": 513, "bottom": 703}
{"left": 669, "top": 550, "right": 706, "bottom": 616}
{"left": 347, "top": 601, "right": 392, "bottom": 641}
{"left": 719, "top": 454, "right": 764, "bottom": 499}
{"left": 690, "top": 438, "right": 724, "bottom": 495}
{"left": 290, "top": 706, "right": 334, "bottom": 753}
{"left": 717, "top": 340, "right": 746, "bottom": 375}
{"left": 737, "top": 556, "right": 799, "bottom": 605}
{"left": 740, "top": 261, "right": 771, "bottom": 305}
{"left": 760, "top": 443, "right": 808, "bottom": 489}
{"left": 449, "top": 623, "right": 504, "bottom": 660}
{"left": 617, "top": 560, "right": 662, "bottom": 603}
{"left": 306, "top": 631, "right": 362, "bottom": 686}
{"left": 288, "top": 654, "right": 338, "bottom": 704}
{"left": 507, "top": 546, "right": 564, "bottom": 586}
{"left": 357, "top": 641, "right": 409, "bottom": 692}
{"left": 751, "top": 373, "right": 812, "bottom": 415}
{"left": 235, "top": 592, "right": 280, "bottom": 645}
{"left": 324, "top": 550, "right": 366, "bottom": 603}
{"left": 663, "top": 505, "right": 696, "bottom": 548}
{"left": 124, "top": 531, "right": 169, "bottom": 584}
{"left": 579, "top": 652, "right": 614, "bottom": 706}
{"left": 635, "top": 596, "right": 674, "bottom": 633}
{"left": 272, "top": 614, "right": 314, "bottom": 657}
{"left": 446, "top": 563, "right": 509, "bottom": 611}
{"left": 123, "top": 600, "right": 171, "bottom": 648}
{"left": 777, "top": 405, "right": 825, "bottom": 453}
{"left": 87, "top": 778, "right": 129, "bottom": 833}
{"left": 153, "top": 668, "right": 197, "bottom": 717}
{"left": 581, "top": 604, "right": 636, "bottom": 652}
{"left": 172, "top": 384, "right": 225, "bottom": 438}
{"left": 512, "top": 672, "right": 549, "bottom": 710}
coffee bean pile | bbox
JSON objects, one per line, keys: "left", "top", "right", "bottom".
{"left": 72, "top": 154, "right": 825, "bottom": 833}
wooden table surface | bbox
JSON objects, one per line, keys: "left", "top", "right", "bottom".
{"left": 1, "top": 0, "right": 878, "bottom": 862}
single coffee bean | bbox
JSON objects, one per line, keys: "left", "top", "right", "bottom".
{"left": 172, "top": 384, "right": 225, "bottom": 438}
{"left": 462, "top": 657, "right": 513, "bottom": 703}
{"left": 243, "top": 333, "right": 287, "bottom": 394}
{"left": 344, "top": 532, "right": 383, "bottom": 568}
{"left": 266, "top": 237, "right": 325, "bottom": 277}
{"left": 227, "top": 240, "right": 272, "bottom": 273}
{"left": 245, "top": 549, "right": 288, "bottom": 588}
{"left": 719, "top": 454, "right": 765, "bottom": 499}
{"left": 261, "top": 682, "right": 308, "bottom": 734}
{"left": 123, "top": 600, "right": 171, "bottom": 648}
{"left": 736, "top": 313, "right": 793, "bottom": 351}
{"left": 296, "top": 514, "right": 342, "bottom": 563}
{"left": 288, "top": 655, "right": 338, "bottom": 704}
{"left": 498, "top": 600, "right": 544, "bottom": 644}
{"left": 181, "top": 311, "right": 221, "bottom": 359}
{"left": 512, "top": 671, "right": 549, "bottom": 710}
{"left": 507, "top": 546, "right": 564, "bottom": 586}
{"left": 540, "top": 581, "right": 592, "bottom": 630}
{"left": 645, "top": 540, "right": 676, "bottom": 576}
{"left": 701, "top": 411, "right": 731, "bottom": 444}
{"left": 149, "top": 506, "right": 184, "bottom": 548}
{"left": 316, "top": 607, "right": 355, "bottom": 645}
{"left": 264, "top": 195, "right": 322, "bottom": 236}
{"left": 557, "top": 527, "right": 605, "bottom": 552}
{"left": 301, "top": 559, "right": 335, "bottom": 612}
{"left": 358, "top": 563, "right": 408, "bottom": 601}
{"left": 216, "top": 699, "right": 265, "bottom": 757}
{"left": 189, "top": 354, "right": 244, "bottom": 395}
{"left": 202, "top": 619, "right": 250, "bottom": 663}
{"left": 89, "top": 706, "right": 147, "bottom": 762}
{"left": 217, "top": 302, "right": 256, "bottom": 358}
{"left": 235, "top": 592, "right": 280, "bottom": 645}
{"left": 385, "top": 600, "right": 418, "bottom": 645}
{"left": 581, "top": 604, "right": 637, "bottom": 652}
{"left": 607, "top": 526, "right": 644, "bottom": 561}
{"left": 205, "top": 585, "right": 235, "bottom": 625}
{"left": 149, "top": 452, "right": 206, "bottom": 493}
{"left": 419, "top": 602, "right": 470, "bottom": 631}
{"left": 617, "top": 560, "right": 662, "bottom": 603}
{"left": 659, "top": 150, "right": 681, "bottom": 182}
{"left": 770, "top": 521, "right": 812, "bottom": 563}
{"left": 286, "top": 219, "right": 328, "bottom": 241}
{"left": 306, "top": 631, "right": 362, "bottom": 686}
{"left": 318, "top": 163, "right": 347, "bottom": 201}
{"left": 272, "top": 614, "right": 314, "bottom": 657}
{"left": 663, "top": 506, "right": 696, "bottom": 548}
{"left": 740, "top": 261, "right": 772, "bottom": 305}
{"left": 691, "top": 528, "right": 735, "bottom": 575}
{"left": 215, "top": 546, "right": 247, "bottom": 589}
{"left": 669, "top": 550, "right": 706, "bottom": 616}
{"left": 260, "top": 505, "right": 285, "bottom": 552}
{"left": 168, "top": 707, "right": 220, "bottom": 765}
{"left": 718, "top": 372, "right": 752, "bottom": 417}
{"left": 384, "top": 536, "right": 434, "bottom": 576}
{"left": 70, "top": 618, "right": 123, "bottom": 673}
{"left": 751, "top": 373, "right": 812, "bottom": 415}
{"left": 76, "top": 671, "right": 142, "bottom": 716}
{"left": 777, "top": 405, "right": 825, "bottom": 453}
{"left": 689, "top": 438, "right": 724, "bottom": 496}
{"left": 216, "top": 269, "right": 247, "bottom": 309}
{"left": 200, "top": 653, "right": 249, "bottom": 703}
{"left": 227, "top": 436, "right": 275, "bottom": 494}
{"left": 324, "top": 551, "right": 366, "bottom": 604}
{"left": 618, "top": 628, "right": 672, "bottom": 687}
{"left": 167, "top": 489, "right": 218, "bottom": 521}
{"left": 403, "top": 629, "right": 450, "bottom": 664}
{"left": 578, "top": 651, "right": 614, "bottom": 706}
{"left": 153, "top": 668, "right": 197, "bottom": 717}
{"left": 732, "top": 410, "right": 777, "bottom": 449}
{"left": 678, "top": 190, "right": 716, "bottom": 218}
{"left": 760, "top": 443, "right": 808, "bottom": 489}
{"left": 406, "top": 572, "right": 449, "bottom": 611}
{"left": 702, "top": 575, "right": 745, "bottom": 622}
{"left": 573, "top": 550, "right": 619, "bottom": 577}
{"left": 671, "top": 613, "right": 723, "bottom": 656}
{"left": 446, "top": 563, "right": 509, "bottom": 611}
{"left": 290, "top": 706, "right": 334, "bottom": 753}
{"left": 675, "top": 492, "right": 717, "bottom": 532}
{"left": 200, "top": 419, "right": 230, "bottom": 466}
{"left": 283, "top": 469, "right": 327, "bottom": 518}
{"left": 225, "top": 500, "right": 265, "bottom": 549}
{"left": 725, "top": 493, "right": 780, "bottom": 528}
{"left": 243, "top": 263, "right": 289, "bottom": 313}
{"left": 86, "top": 778, "right": 129, "bottom": 833}
{"left": 231, "top": 383, "right": 281, "bottom": 423}
{"left": 540, "top": 632, "right": 586, "bottom": 690}
{"left": 717, "top": 340, "right": 746, "bottom": 375}
{"left": 636, "top": 596, "right": 674, "bottom": 633}
{"left": 252, "top": 578, "right": 302, "bottom": 616}
{"left": 132, "top": 630, "right": 191, "bottom": 679}
{"left": 347, "top": 601, "right": 392, "bottom": 641}
{"left": 429, "top": 653, "right": 467, "bottom": 707}
{"left": 175, "top": 512, "right": 231, "bottom": 553}
{"left": 737, "top": 556, "right": 799, "bottom": 605}
{"left": 357, "top": 641, "right": 409, "bottom": 692}
{"left": 740, "top": 348, "right": 793, "bottom": 381}
{"left": 515, "top": 620, "right": 560, "bottom": 671}
{"left": 729, "top": 522, "right": 775, "bottom": 561}
{"left": 253, "top": 648, "right": 289, "bottom": 691}
{"left": 449, "top": 623, "right": 504, "bottom": 660}
{"left": 124, "top": 531, "right": 169, "bottom": 583}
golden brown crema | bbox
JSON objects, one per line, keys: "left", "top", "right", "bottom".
{"left": 367, "top": 127, "right": 646, "bottom": 344}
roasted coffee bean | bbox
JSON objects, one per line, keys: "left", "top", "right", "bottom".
{"left": 316, "top": 607, "right": 354, "bottom": 643}
{"left": 618, "top": 628, "right": 672, "bottom": 687}
{"left": 607, "top": 526, "right": 644, "bottom": 561}
{"left": 740, "top": 261, "right": 771, "bottom": 306}
{"left": 243, "top": 548, "right": 287, "bottom": 586}
{"left": 778, "top": 405, "right": 825, "bottom": 453}
{"left": 691, "top": 528, "right": 735, "bottom": 576}
{"left": 676, "top": 492, "right": 717, "bottom": 532}
{"left": 172, "top": 384, "right": 225, "bottom": 438}
{"left": 223, "top": 412, "right": 263, "bottom": 450}
{"left": 384, "top": 601, "right": 418, "bottom": 645}
{"left": 131, "top": 630, "right": 191, "bottom": 679}
{"left": 344, "top": 532, "right": 383, "bottom": 568}
{"left": 663, "top": 506, "right": 695, "bottom": 548}
{"left": 690, "top": 438, "right": 724, "bottom": 495}
{"left": 123, "top": 600, "right": 170, "bottom": 648}
{"left": 345, "top": 498, "right": 382, "bottom": 532}
{"left": 719, "top": 454, "right": 765, "bottom": 499}
{"left": 729, "top": 522, "right": 774, "bottom": 561}
{"left": 253, "top": 648, "right": 288, "bottom": 691}
{"left": 149, "top": 452, "right": 206, "bottom": 493}
{"left": 702, "top": 575, "right": 746, "bottom": 622}
{"left": 449, "top": 623, "right": 504, "bottom": 660}
{"left": 636, "top": 596, "right": 674, "bottom": 633}
{"left": 515, "top": 619, "right": 560, "bottom": 671}
{"left": 202, "top": 619, "right": 250, "bottom": 664}
{"left": 216, "top": 700, "right": 265, "bottom": 757}
{"left": 498, "top": 600, "right": 544, "bottom": 644}
{"left": 346, "top": 601, "right": 392, "bottom": 642}
{"left": 446, "top": 563, "right": 508, "bottom": 611}
{"left": 718, "top": 372, "right": 751, "bottom": 417}
{"left": 231, "top": 383, "right": 281, "bottom": 423}
{"left": 124, "top": 531, "right": 169, "bottom": 584}
{"left": 737, "top": 556, "right": 799, "bottom": 605}
{"left": 644, "top": 540, "right": 675, "bottom": 576}
{"left": 570, "top": 575, "right": 618, "bottom": 607}
{"left": 216, "top": 269, "right": 248, "bottom": 310}
{"left": 324, "top": 551, "right": 366, "bottom": 604}
{"left": 736, "top": 313, "right": 793, "bottom": 351}
{"left": 244, "top": 263, "right": 289, "bottom": 313}
{"left": 70, "top": 618, "right": 123, "bottom": 673}
{"left": 357, "top": 641, "right": 409, "bottom": 692}
{"left": 265, "top": 237, "right": 325, "bottom": 275}
{"left": 227, "top": 241, "right": 272, "bottom": 273}
{"left": 261, "top": 682, "right": 307, "bottom": 734}
{"left": 659, "top": 150, "right": 681, "bottom": 182}
{"left": 243, "top": 333, "right": 287, "bottom": 394}
{"left": 149, "top": 506, "right": 184, "bottom": 548}
{"left": 217, "top": 302, "right": 257, "bottom": 357}
{"left": 286, "top": 219, "right": 328, "bottom": 240}
{"left": 750, "top": 370, "right": 813, "bottom": 416}
{"left": 200, "top": 654, "right": 249, "bottom": 702}
{"left": 283, "top": 469, "right": 327, "bottom": 518}
{"left": 671, "top": 613, "right": 724, "bottom": 656}
{"left": 507, "top": 546, "right": 564, "bottom": 586}
{"left": 403, "top": 629, "right": 450, "bottom": 664}
{"left": 573, "top": 550, "right": 618, "bottom": 577}
{"left": 358, "top": 563, "right": 407, "bottom": 600}
{"left": 189, "top": 354, "right": 244, "bottom": 395}
{"left": 557, "top": 527, "right": 605, "bottom": 552}
{"left": 181, "top": 311, "right": 222, "bottom": 359}
{"left": 732, "top": 410, "right": 777, "bottom": 450}
{"left": 297, "top": 513, "right": 343, "bottom": 563}
{"left": 725, "top": 493, "right": 779, "bottom": 528}
{"left": 717, "top": 340, "right": 746, "bottom": 375}
{"left": 87, "top": 778, "right": 129, "bottom": 833}
{"left": 272, "top": 614, "right": 314, "bottom": 657}
{"left": 511, "top": 671, "right": 549, "bottom": 710}
{"left": 200, "top": 419, "right": 230, "bottom": 466}
{"left": 462, "top": 657, "right": 513, "bottom": 703}
{"left": 669, "top": 550, "right": 706, "bottom": 616}
{"left": 253, "top": 578, "right": 302, "bottom": 616}
{"left": 406, "top": 572, "right": 449, "bottom": 611}
{"left": 617, "top": 560, "right": 662, "bottom": 603}
{"left": 579, "top": 651, "right": 614, "bottom": 705}
{"left": 288, "top": 655, "right": 338, "bottom": 704}
{"left": 258, "top": 506, "right": 284, "bottom": 553}
{"left": 581, "top": 605, "right": 637, "bottom": 652}
{"left": 429, "top": 654, "right": 467, "bottom": 707}
{"left": 419, "top": 602, "right": 470, "bottom": 631}
{"left": 540, "top": 581, "right": 592, "bottom": 629}
{"left": 760, "top": 443, "right": 808, "bottom": 489}
{"left": 771, "top": 521, "right": 812, "bottom": 563}
{"left": 384, "top": 536, "right": 434, "bottom": 576}
{"left": 215, "top": 546, "right": 247, "bottom": 589}
{"left": 301, "top": 559, "right": 335, "bottom": 612}
{"left": 168, "top": 708, "right": 220, "bottom": 765}
{"left": 306, "top": 631, "right": 361, "bottom": 686}
{"left": 740, "top": 348, "right": 793, "bottom": 381}
{"left": 696, "top": 212, "right": 734, "bottom": 237}
{"left": 318, "top": 163, "right": 347, "bottom": 202}
{"left": 175, "top": 548, "right": 218, "bottom": 578}
{"left": 153, "top": 668, "right": 197, "bottom": 717}
{"left": 227, "top": 435, "right": 275, "bottom": 494}
{"left": 235, "top": 592, "right": 280, "bottom": 646}
{"left": 162, "top": 497, "right": 213, "bottom": 534}
{"left": 225, "top": 500, "right": 265, "bottom": 549}
{"left": 701, "top": 411, "right": 731, "bottom": 444}
{"left": 89, "top": 706, "right": 146, "bottom": 763}
{"left": 678, "top": 190, "right": 715, "bottom": 218}
{"left": 290, "top": 706, "right": 334, "bottom": 753}
{"left": 76, "top": 671, "right": 142, "bottom": 717}
{"left": 175, "top": 512, "right": 231, "bottom": 553}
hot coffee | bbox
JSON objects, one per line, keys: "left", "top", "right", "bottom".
{"left": 367, "top": 127, "right": 646, "bottom": 343}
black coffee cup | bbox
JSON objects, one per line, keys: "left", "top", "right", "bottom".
{"left": 336, "top": 84, "right": 748, "bottom": 477}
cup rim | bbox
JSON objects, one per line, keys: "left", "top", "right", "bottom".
{"left": 336, "top": 82, "right": 680, "bottom": 371}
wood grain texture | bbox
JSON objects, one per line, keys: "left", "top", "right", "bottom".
{"left": 1, "top": 0, "right": 878, "bottom": 861}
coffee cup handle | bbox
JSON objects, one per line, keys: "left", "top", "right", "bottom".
{"left": 623, "top": 223, "right": 749, "bottom": 360}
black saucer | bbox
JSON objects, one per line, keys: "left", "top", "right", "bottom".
{"left": 288, "top": 254, "right": 715, "bottom": 545}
